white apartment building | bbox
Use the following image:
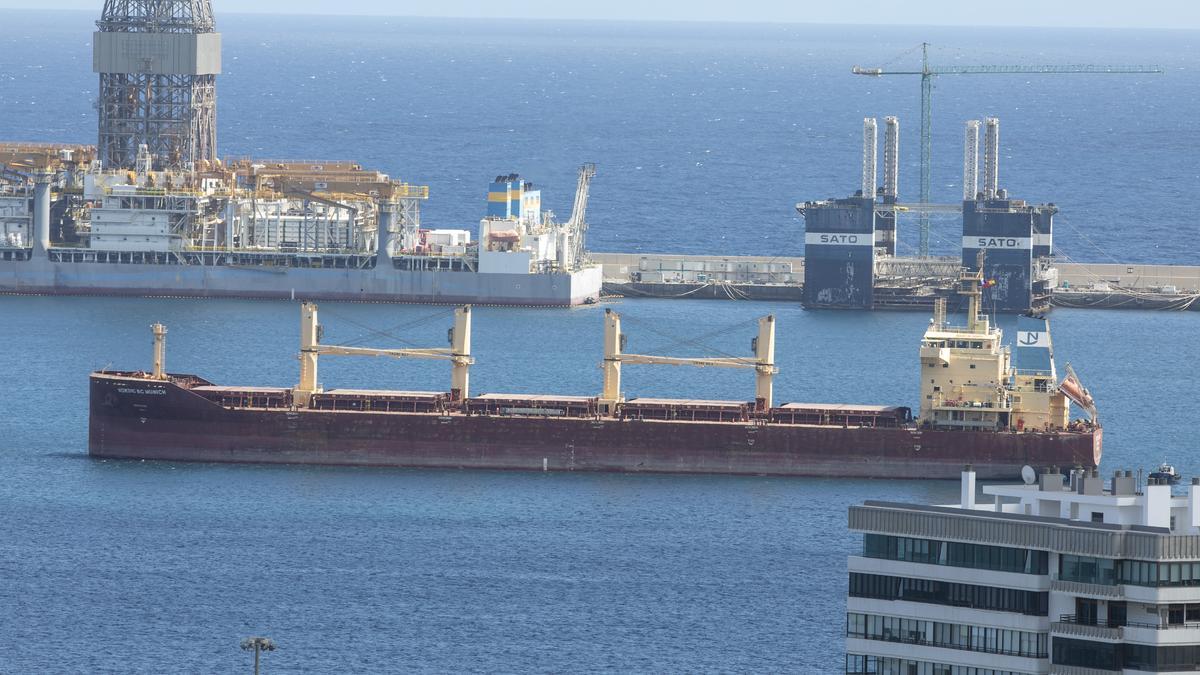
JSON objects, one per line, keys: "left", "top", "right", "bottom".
{"left": 847, "top": 466, "right": 1200, "bottom": 674}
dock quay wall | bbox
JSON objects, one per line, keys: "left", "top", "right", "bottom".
{"left": 593, "top": 252, "right": 1200, "bottom": 307}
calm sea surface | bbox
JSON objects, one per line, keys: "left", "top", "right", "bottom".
{"left": 0, "top": 10, "right": 1198, "bottom": 672}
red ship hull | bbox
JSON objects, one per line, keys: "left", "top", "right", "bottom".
{"left": 89, "top": 373, "right": 1101, "bottom": 480}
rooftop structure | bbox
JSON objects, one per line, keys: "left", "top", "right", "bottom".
{"left": 95, "top": 0, "right": 220, "bottom": 171}
{"left": 848, "top": 467, "right": 1200, "bottom": 674}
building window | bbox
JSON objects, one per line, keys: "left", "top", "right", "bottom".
{"left": 1053, "top": 637, "right": 1119, "bottom": 670}
{"left": 846, "top": 653, "right": 1033, "bottom": 675}
{"left": 1059, "top": 555, "right": 1117, "bottom": 585}
{"left": 1075, "top": 598, "right": 1098, "bottom": 626}
{"left": 1090, "top": 512, "right": 1103, "bottom": 523}
{"left": 849, "top": 573, "right": 1048, "bottom": 616}
{"left": 847, "top": 612, "right": 1048, "bottom": 659}
{"left": 1056, "top": 639, "right": 1200, "bottom": 671}
{"left": 864, "top": 534, "right": 1048, "bottom": 575}
{"left": 1116, "top": 559, "right": 1200, "bottom": 588}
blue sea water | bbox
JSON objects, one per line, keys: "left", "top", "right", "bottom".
{"left": 0, "top": 9, "right": 1199, "bottom": 673}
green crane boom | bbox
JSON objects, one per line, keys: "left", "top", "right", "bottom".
{"left": 853, "top": 43, "right": 1163, "bottom": 257}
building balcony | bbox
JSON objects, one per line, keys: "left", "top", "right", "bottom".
{"left": 1122, "top": 620, "right": 1200, "bottom": 646}
{"left": 1122, "top": 583, "right": 1200, "bottom": 605}
{"left": 1050, "top": 578, "right": 1123, "bottom": 599}
{"left": 1048, "top": 665, "right": 1119, "bottom": 675}
{"left": 1051, "top": 615, "right": 1123, "bottom": 642}
{"left": 845, "top": 636, "right": 1046, "bottom": 673}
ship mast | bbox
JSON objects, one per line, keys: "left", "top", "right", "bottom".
{"left": 151, "top": 323, "right": 167, "bottom": 380}
{"left": 964, "top": 249, "right": 988, "bottom": 334}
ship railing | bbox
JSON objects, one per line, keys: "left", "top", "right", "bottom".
{"left": 931, "top": 398, "right": 1007, "bottom": 410}
{"left": 392, "top": 252, "right": 470, "bottom": 260}
{"left": 929, "top": 324, "right": 1001, "bottom": 336}
{"left": 391, "top": 184, "right": 430, "bottom": 199}
{"left": 225, "top": 157, "right": 364, "bottom": 169}
{"left": 103, "top": 186, "right": 208, "bottom": 198}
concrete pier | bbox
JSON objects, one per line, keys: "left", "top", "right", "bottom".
{"left": 593, "top": 251, "right": 1200, "bottom": 309}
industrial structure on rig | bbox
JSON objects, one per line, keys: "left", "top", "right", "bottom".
{"left": 95, "top": 0, "right": 220, "bottom": 171}
{"left": 0, "top": 0, "right": 602, "bottom": 305}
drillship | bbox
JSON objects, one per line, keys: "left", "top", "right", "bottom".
{"left": 0, "top": 149, "right": 602, "bottom": 306}
{"left": 0, "top": 0, "right": 601, "bottom": 306}
{"left": 89, "top": 261, "right": 1100, "bottom": 479}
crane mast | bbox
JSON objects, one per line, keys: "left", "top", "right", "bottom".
{"left": 565, "top": 163, "right": 596, "bottom": 268}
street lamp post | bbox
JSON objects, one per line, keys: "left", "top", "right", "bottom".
{"left": 240, "top": 637, "right": 277, "bottom": 675}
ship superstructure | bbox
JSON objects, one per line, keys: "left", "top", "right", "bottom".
{"left": 918, "top": 252, "right": 1085, "bottom": 434}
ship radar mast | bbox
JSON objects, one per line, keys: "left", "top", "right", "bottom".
{"left": 962, "top": 249, "right": 988, "bottom": 334}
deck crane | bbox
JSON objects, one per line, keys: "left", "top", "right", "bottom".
{"left": 564, "top": 163, "right": 596, "bottom": 268}
{"left": 853, "top": 43, "right": 1163, "bottom": 257}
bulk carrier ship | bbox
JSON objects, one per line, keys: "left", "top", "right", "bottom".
{"left": 89, "top": 263, "right": 1101, "bottom": 479}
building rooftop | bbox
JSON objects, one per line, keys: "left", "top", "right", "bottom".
{"left": 850, "top": 468, "right": 1200, "bottom": 560}
{"left": 945, "top": 467, "right": 1199, "bottom": 533}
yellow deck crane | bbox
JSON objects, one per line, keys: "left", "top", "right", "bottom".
{"left": 599, "top": 309, "right": 777, "bottom": 415}
{"left": 294, "top": 303, "right": 473, "bottom": 407}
